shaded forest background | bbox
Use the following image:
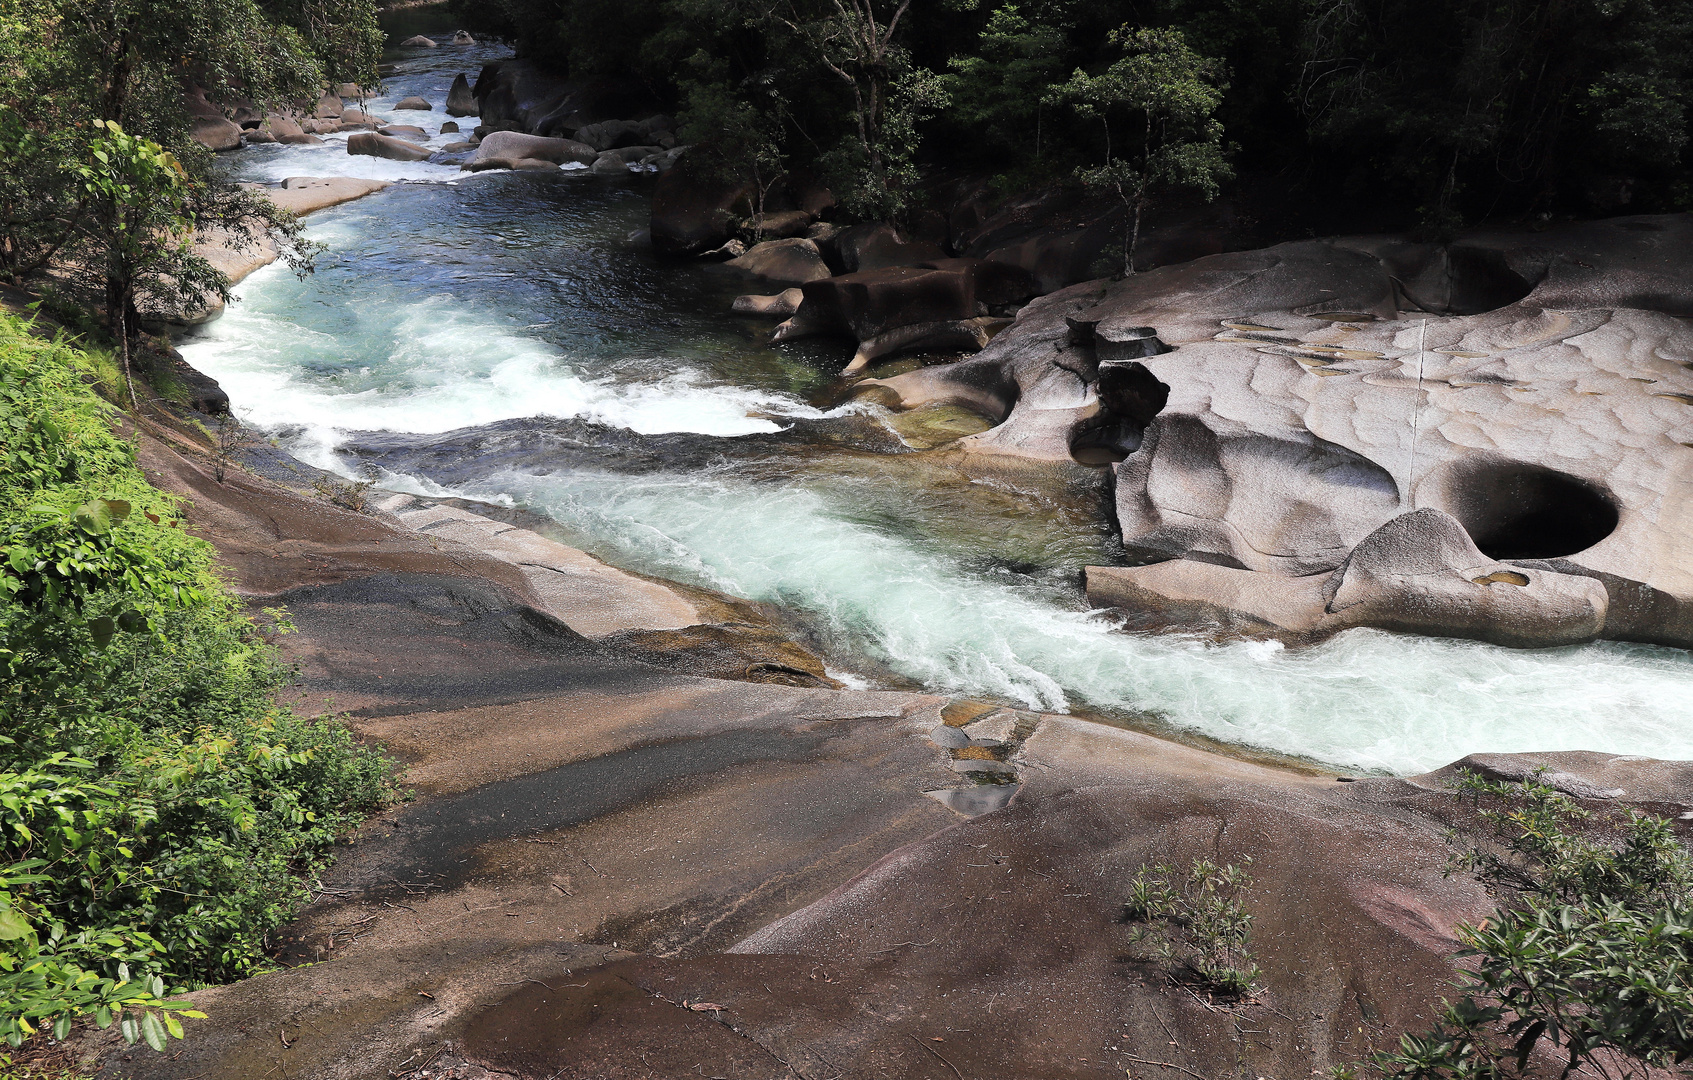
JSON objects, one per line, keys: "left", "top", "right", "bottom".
{"left": 451, "top": 0, "right": 1693, "bottom": 235}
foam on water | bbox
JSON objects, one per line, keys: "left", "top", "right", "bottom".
{"left": 193, "top": 44, "right": 1693, "bottom": 777}
{"left": 434, "top": 467, "right": 1693, "bottom": 777}
{"left": 180, "top": 264, "right": 833, "bottom": 467}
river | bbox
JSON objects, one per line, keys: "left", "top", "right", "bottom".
{"left": 179, "top": 35, "right": 1693, "bottom": 777}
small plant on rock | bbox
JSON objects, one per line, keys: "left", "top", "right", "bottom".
{"left": 311, "top": 474, "right": 373, "bottom": 514}
{"left": 1124, "top": 856, "right": 1260, "bottom": 997}
{"left": 211, "top": 413, "right": 252, "bottom": 484}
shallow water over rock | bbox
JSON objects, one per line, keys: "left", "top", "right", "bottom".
{"left": 177, "top": 43, "right": 1693, "bottom": 776}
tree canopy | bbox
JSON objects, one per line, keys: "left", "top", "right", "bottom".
{"left": 454, "top": 0, "right": 1693, "bottom": 231}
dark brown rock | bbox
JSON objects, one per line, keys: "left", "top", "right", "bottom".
{"left": 829, "top": 222, "right": 947, "bottom": 274}
{"left": 446, "top": 73, "right": 479, "bottom": 118}
{"left": 346, "top": 131, "right": 432, "bottom": 162}
{"left": 720, "top": 238, "right": 831, "bottom": 285}
{"left": 650, "top": 168, "right": 752, "bottom": 255}
{"left": 794, "top": 258, "right": 1039, "bottom": 343}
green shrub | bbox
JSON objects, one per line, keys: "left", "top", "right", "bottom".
{"left": 1372, "top": 770, "right": 1693, "bottom": 1080}
{"left": 1124, "top": 856, "right": 1260, "bottom": 997}
{"left": 0, "top": 314, "right": 395, "bottom": 1049}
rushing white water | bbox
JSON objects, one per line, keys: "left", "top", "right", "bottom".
{"left": 182, "top": 259, "right": 837, "bottom": 468}
{"left": 180, "top": 35, "right": 1693, "bottom": 778}
{"left": 393, "top": 467, "right": 1689, "bottom": 777}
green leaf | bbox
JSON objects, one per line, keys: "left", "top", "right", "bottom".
{"left": 139, "top": 1009, "right": 166, "bottom": 1051}
{"left": 88, "top": 615, "right": 116, "bottom": 647}
{"left": 0, "top": 908, "right": 32, "bottom": 940}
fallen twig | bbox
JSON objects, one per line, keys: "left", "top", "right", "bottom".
{"left": 1150, "top": 1005, "right": 1183, "bottom": 1050}
{"left": 910, "top": 1034, "right": 964, "bottom": 1080}
{"left": 389, "top": 1044, "right": 446, "bottom": 1079}
{"left": 1122, "top": 1054, "right": 1212, "bottom": 1080}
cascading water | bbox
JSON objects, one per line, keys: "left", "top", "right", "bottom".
{"left": 180, "top": 37, "right": 1693, "bottom": 778}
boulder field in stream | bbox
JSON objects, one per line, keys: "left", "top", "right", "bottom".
{"left": 857, "top": 213, "right": 1693, "bottom": 650}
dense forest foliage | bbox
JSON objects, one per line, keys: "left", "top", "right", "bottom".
{"left": 0, "top": 0, "right": 383, "bottom": 344}
{"left": 453, "top": 0, "right": 1693, "bottom": 233}
{"left": 0, "top": 315, "right": 394, "bottom": 1055}
{"left": 0, "top": 0, "right": 392, "bottom": 1059}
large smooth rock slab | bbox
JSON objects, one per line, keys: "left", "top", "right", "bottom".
{"left": 721, "top": 237, "right": 830, "bottom": 285}
{"left": 143, "top": 178, "right": 390, "bottom": 326}
{"left": 376, "top": 494, "right": 705, "bottom": 639}
{"left": 875, "top": 216, "right": 1693, "bottom": 648}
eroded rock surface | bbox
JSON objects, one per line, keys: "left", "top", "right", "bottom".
{"left": 866, "top": 215, "right": 1693, "bottom": 648}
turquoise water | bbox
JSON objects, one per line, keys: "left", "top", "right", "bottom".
{"left": 179, "top": 40, "right": 1693, "bottom": 776}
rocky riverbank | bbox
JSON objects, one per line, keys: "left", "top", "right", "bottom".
{"left": 72, "top": 391, "right": 1693, "bottom": 1080}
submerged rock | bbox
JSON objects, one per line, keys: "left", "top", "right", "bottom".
{"left": 400, "top": 34, "right": 437, "bottom": 47}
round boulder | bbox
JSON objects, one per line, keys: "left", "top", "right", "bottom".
{"left": 190, "top": 115, "right": 243, "bottom": 152}
{"left": 650, "top": 169, "right": 752, "bottom": 255}
{"left": 452, "top": 30, "right": 474, "bottom": 44}
{"left": 723, "top": 238, "right": 831, "bottom": 286}
{"left": 749, "top": 209, "right": 814, "bottom": 240}
{"left": 466, "top": 130, "right": 596, "bottom": 170}
{"left": 393, "top": 96, "right": 432, "bottom": 111}
{"left": 440, "top": 121, "right": 459, "bottom": 134}
{"left": 399, "top": 35, "right": 437, "bottom": 47}
{"left": 313, "top": 92, "right": 343, "bottom": 119}
{"left": 346, "top": 131, "right": 433, "bottom": 162}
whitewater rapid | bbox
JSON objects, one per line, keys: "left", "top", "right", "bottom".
{"left": 179, "top": 41, "right": 1693, "bottom": 777}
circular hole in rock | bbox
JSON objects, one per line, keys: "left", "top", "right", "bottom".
{"left": 1441, "top": 460, "right": 1618, "bottom": 559}
{"left": 1071, "top": 362, "right": 1170, "bottom": 466}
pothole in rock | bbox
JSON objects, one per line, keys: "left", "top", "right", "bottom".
{"left": 1437, "top": 460, "right": 1619, "bottom": 560}
{"left": 1070, "top": 360, "right": 1171, "bottom": 466}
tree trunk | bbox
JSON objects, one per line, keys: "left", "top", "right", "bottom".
{"left": 1127, "top": 197, "right": 1145, "bottom": 276}
{"left": 108, "top": 273, "right": 137, "bottom": 409}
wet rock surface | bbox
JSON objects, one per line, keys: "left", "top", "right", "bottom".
{"left": 92, "top": 417, "right": 1693, "bottom": 1080}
